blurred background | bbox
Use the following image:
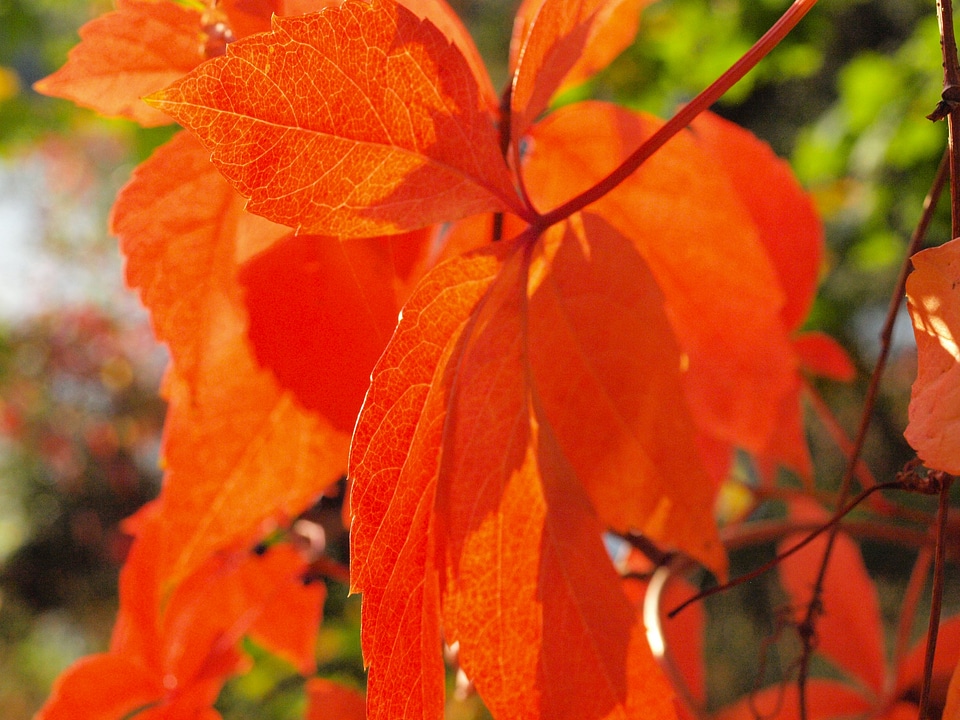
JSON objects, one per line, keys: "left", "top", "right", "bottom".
{"left": 0, "top": 0, "right": 951, "bottom": 717}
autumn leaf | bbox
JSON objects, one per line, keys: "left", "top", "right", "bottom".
{"left": 793, "top": 332, "right": 855, "bottom": 381}
{"left": 350, "top": 224, "right": 725, "bottom": 716}
{"left": 34, "top": 0, "right": 205, "bottom": 126}
{"left": 895, "top": 614, "right": 960, "bottom": 702}
{"left": 149, "top": 0, "right": 525, "bottom": 237}
{"left": 509, "top": 0, "right": 654, "bottom": 146}
{"left": 522, "top": 101, "right": 795, "bottom": 456}
{"left": 525, "top": 215, "right": 725, "bottom": 567}
{"left": 112, "top": 131, "right": 286, "bottom": 392}
{"left": 944, "top": 654, "right": 960, "bottom": 720}
{"left": 239, "top": 230, "right": 429, "bottom": 431}
{"left": 349, "top": 251, "right": 497, "bottom": 720}
{"left": 689, "top": 112, "right": 823, "bottom": 333}
{"left": 905, "top": 237, "right": 960, "bottom": 474}
{"left": 113, "top": 132, "right": 348, "bottom": 587}
{"left": 306, "top": 679, "right": 367, "bottom": 720}
{"left": 37, "top": 502, "right": 324, "bottom": 720}
{"left": 714, "top": 681, "right": 872, "bottom": 720}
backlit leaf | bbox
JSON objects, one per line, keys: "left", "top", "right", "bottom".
{"left": 895, "top": 614, "right": 960, "bottom": 697}
{"left": 113, "top": 131, "right": 348, "bottom": 587}
{"left": 351, "top": 224, "right": 722, "bottom": 715}
{"left": 436, "top": 246, "right": 679, "bottom": 719}
{"left": 38, "top": 503, "right": 323, "bottom": 719}
{"left": 523, "top": 102, "right": 795, "bottom": 455}
{"left": 112, "top": 131, "right": 287, "bottom": 393}
{"left": 527, "top": 215, "right": 724, "bottom": 573}
{"left": 34, "top": 0, "right": 205, "bottom": 127}
{"left": 905, "top": 238, "right": 960, "bottom": 474}
{"left": 350, "top": 250, "right": 501, "bottom": 719}
{"left": 239, "top": 231, "right": 429, "bottom": 431}
{"left": 690, "top": 112, "right": 823, "bottom": 332}
{"left": 509, "top": 0, "right": 652, "bottom": 145}
{"left": 714, "top": 680, "right": 872, "bottom": 720}
{"left": 306, "top": 678, "right": 366, "bottom": 720}
{"left": 149, "top": 0, "right": 523, "bottom": 236}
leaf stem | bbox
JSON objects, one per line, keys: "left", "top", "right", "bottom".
{"left": 533, "top": 0, "right": 819, "bottom": 229}
{"left": 918, "top": 475, "right": 954, "bottom": 720}
{"left": 793, "top": 140, "right": 949, "bottom": 720}
{"left": 667, "top": 481, "right": 904, "bottom": 619}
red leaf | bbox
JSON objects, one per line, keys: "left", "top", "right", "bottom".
{"left": 112, "top": 131, "right": 287, "bottom": 392}
{"left": 690, "top": 112, "right": 824, "bottom": 333}
{"left": 149, "top": 0, "right": 523, "bottom": 236}
{"left": 350, "top": 250, "right": 500, "bottom": 719}
{"left": 241, "top": 546, "right": 327, "bottom": 675}
{"left": 351, "top": 228, "right": 717, "bottom": 715}
{"left": 523, "top": 101, "right": 795, "bottom": 455}
{"left": 778, "top": 498, "right": 886, "bottom": 696}
{"left": 895, "top": 614, "right": 960, "bottom": 697}
{"left": 527, "top": 215, "right": 725, "bottom": 572}
{"left": 239, "top": 231, "right": 428, "bottom": 431}
{"left": 944, "top": 653, "right": 960, "bottom": 720}
{"left": 113, "top": 132, "right": 348, "bottom": 587}
{"left": 905, "top": 238, "right": 960, "bottom": 474}
{"left": 39, "top": 503, "right": 323, "bottom": 720}
{"left": 34, "top": 0, "right": 205, "bottom": 127}
{"left": 714, "top": 680, "right": 872, "bottom": 720}
{"left": 510, "top": 0, "right": 652, "bottom": 143}
{"left": 36, "top": 654, "right": 162, "bottom": 720}
{"left": 219, "top": 0, "right": 284, "bottom": 38}
{"left": 794, "top": 331, "right": 856, "bottom": 381}
{"left": 306, "top": 679, "right": 366, "bottom": 720}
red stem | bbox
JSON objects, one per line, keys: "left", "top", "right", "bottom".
{"left": 533, "top": 0, "right": 820, "bottom": 229}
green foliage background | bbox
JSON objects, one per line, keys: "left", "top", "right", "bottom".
{"left": 0, "top": 0, "right": 952, "bottom": 717}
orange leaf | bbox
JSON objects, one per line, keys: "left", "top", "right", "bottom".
{"left": 945, "top": 653, "right": 960, "bottom": 720}
{"left": 895, "top": 614, "right": 960, "bottom": 697}
{"left": 242, "top": 546, "right": 327, "bottom": 675}
{"left": 219, "top": 0, "right": 283, "bottom": 38}
{"left": 510, "top": 0, "right": 652, "bottom": 143}
{"left": 905, "top": 238, "right": 960, "bottom": 474}
{"left": 34, "top": 0, "right": 205, "bottom": 127}
{"left": 39, "top": 503, "right": 323, "bottom": 720}
{"left": 306, "top": 678, "right": 366, "bottom": 720}
{"left": 527, "top": 215, "right": 724, "bottom": 573}
{"left": 158, "top": 341, "right": 348, "bottom": 587}
{"left": 778, "top": 498, "right": 886, "bottom": 696}
{"left": 112, "top": 131, "right": 287, "bottom": 393}
{"left": 714, "top": 680, "right": 872, "bottom": 720}
{"left": 524, "top": 102, "right": 795, "bottom": 455}
{"left": 36, "top": 654, "right": 163, "bottom": 720}
{"left": 690, "top": 112, "right": 823, "bottom": 333}
{"left": 113, "top": 132, "right": 348, "bottom": 587}
{"left": 239, "top": 231, "right": 427, "bottom": 432}
{"left": 794, "top": 331, "right": 856, "bottom": 381}
{"left": 352, "top": 230, "right": 714, "bottom": 716}
{"left": 149, "top": 0, "right": 523, "bottom": 236}
{"left": 350, "top": 250, "right": 501, "bottom": 719}
{"left": 431, "top": 244, "right": 678, "bottom": 719}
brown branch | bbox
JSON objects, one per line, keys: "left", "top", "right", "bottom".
{"left": 667, "top": 481, "right": 904, "bottom": 619}
{"left": 792, "top": 137, "right": 950, "bottom": 720}
{"left": 918, "top": 475, "right": 955, "bottom": 720}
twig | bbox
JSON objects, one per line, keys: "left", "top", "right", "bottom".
{"left": 793, "top": 134, "right": 950, "bottom": 720}
{"left": 535, "top": 0, "right": 820, "bottom": 228}
{"left": 667, "top": 481, "right": 904, "bottom": 618}
{"left": 918, "top": 475, "right": 954, "bottom": 720}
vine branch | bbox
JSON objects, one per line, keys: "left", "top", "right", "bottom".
{"left": 534, "top": 0, "right": 820, "bottom": 229}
